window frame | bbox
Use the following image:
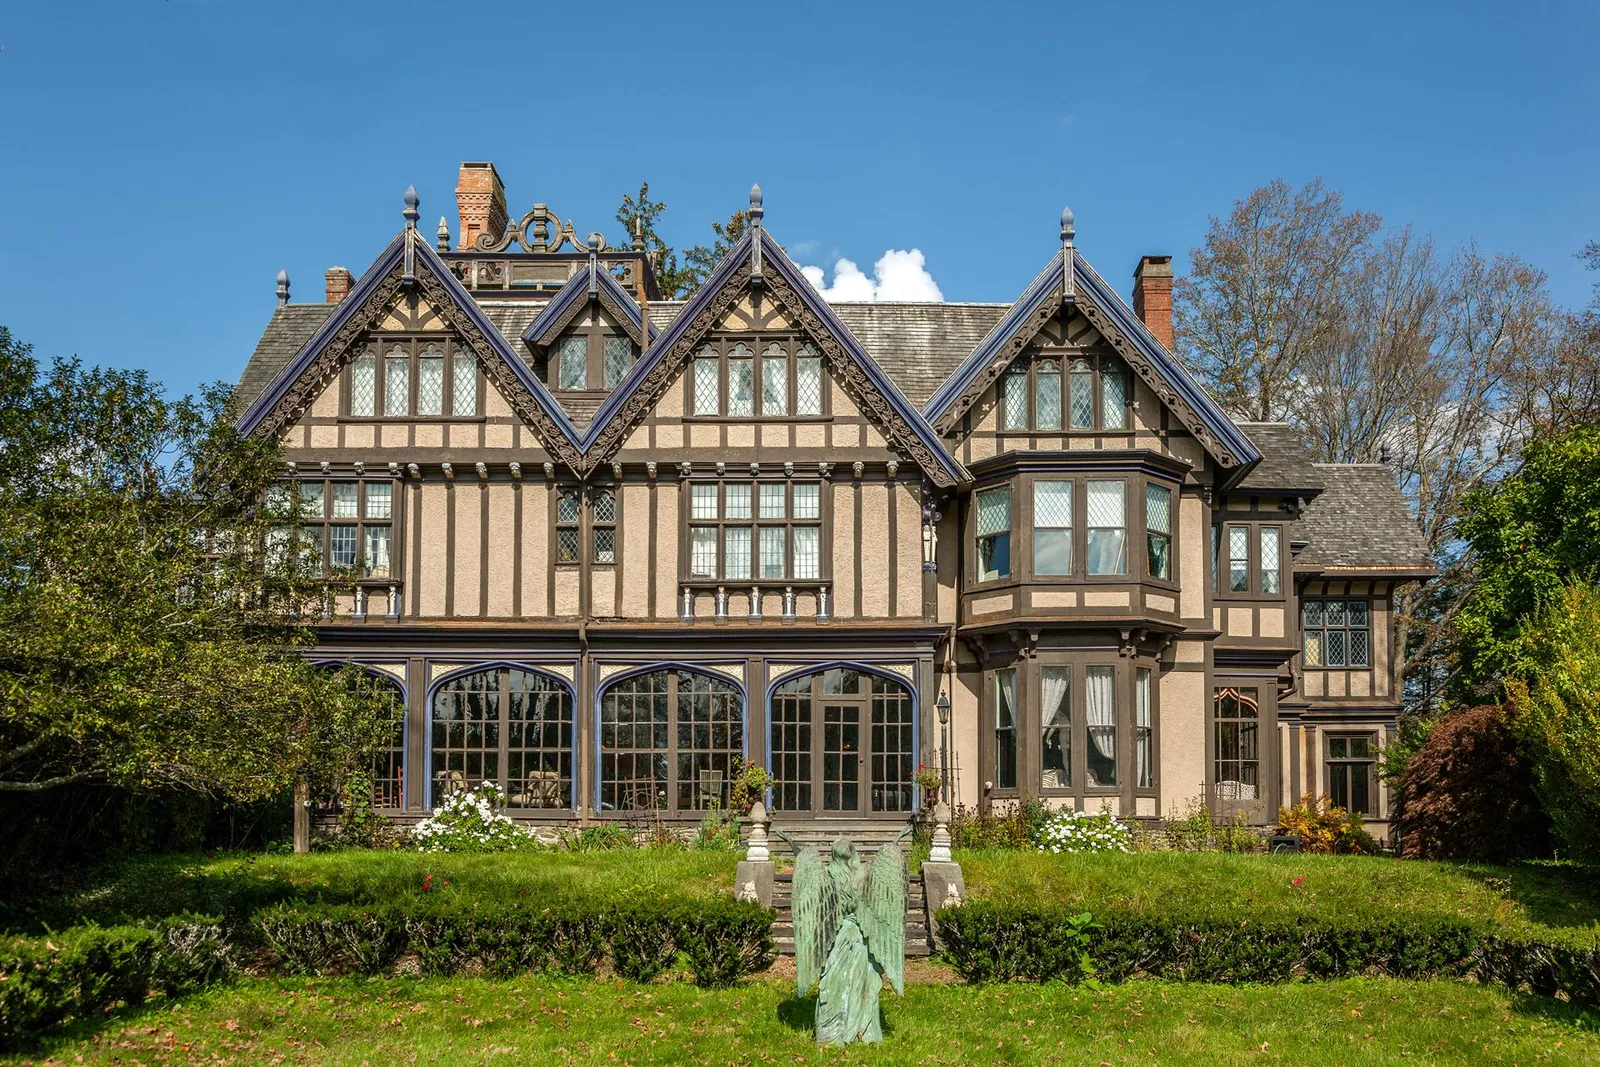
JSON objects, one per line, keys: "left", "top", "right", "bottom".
{"left": 344, "top": 338, "right": 482, "bottom": 419}
{"left": 1006, "top": 472, "right": 1180, "bottom": 588}
{"left": 1213, "top": 518, "right": 1290, "bottom": 600}
{"left": 555, "top": 487, "right": 583, "bottom": 566}
{"left": 1325, "top": 732, "right": 1378, "bottom": 816}
{"left": 1302, "top": 598, "right": 1372, "bottom": 669}
{"left": 429, "top": 666, "right": 576, "bottom": 813}
{"left": 597, "top": 668, "right": 745, "bottom": 815}
{"left": 683, "top": 336, "right": 831, "bottom": 419}
{"left": 974, "top": 484, "right": 1012, "bottom": 584}
{"left": 270, "top": 478, "right": 397, "bottom": 583}
{"left": 682, "top": 479, "right": 827, "bottom": 586}
{"left": 995, "top": 353, "right": 1134, "bottom": 434}
{"left": 546, "top": 325, "right": 639, "bottom": 393}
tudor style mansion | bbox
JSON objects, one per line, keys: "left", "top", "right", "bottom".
{"left": 236, "top": 163, "right": 1433, "bottom": 836}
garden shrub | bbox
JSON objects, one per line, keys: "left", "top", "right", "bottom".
{"left": 1032, "top": 808, "right": 1131, "bottom": 854}
{"left": 150, "top": 914, "right": 231, "bottom": 994}
{"left": 674, "top": 899, "right": 777, "bottom": 988}
{"left": 609, "top": 904, "right": 681, "bottom": 983}
{"left": 0, "top": 925, "right": 157, "bottom": 1049}
{"left": 1393, "top": 705, "right": 1551, "bottom": 861}
{"left": 1275, "top": 794, "right": 1379, "bottom": 855}
{"left": 690, "top": 802, "right": 743, "bottom": 852}
{"left": 949, "top": 797, "right": 1049, "bottom": 850}
{"left": 409, "top": 785, "right": 538, "bottom": 853}
{"left": 560, "top": 824, "right": 637, "bottom": 852}
{"left": 254, "top": 903, "right": 408, "bottom": 976}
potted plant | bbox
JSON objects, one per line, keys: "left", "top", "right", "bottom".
{"left": 729, "top": 759, "right": 775, "bottom": 815}
{"left": 913, "top": 763, "right": 944, "bottom": 815}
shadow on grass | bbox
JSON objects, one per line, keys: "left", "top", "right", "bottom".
{"left": 1509, "top": 990, "right": 1600, "bottom": 1031}
{"left": 777, "top": 994, "right": 816, "bottom": 1032}
{"left": 1487, "top": 861, "right": 1600, "bottom": 934}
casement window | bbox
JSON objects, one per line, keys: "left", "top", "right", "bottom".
{"left": 1033, "top": 481, "right": 1073, "bottom": 576}
{"left": 1212, "top": 686, "right": 1259, "bottom": 801}
{"left": 592, "top": 490, "right": 616, "bottom": 565}
{"left": 599, "top": 669, "right": 743, "bottom": 813}
{"left": 690, "top": 339, "right": 825, "bottom": 417}
{"left": 975, "top": 486, "right": 1011, "bottom": 582}
{"left": 555, "top": 489, "right": 582, "bottom": 564}
{"left": 1145, "top": 484, "right": 1173, "bottom": 581}
{"left": 1040, "top": 666, "right": 1070, "bottom": 789}
{"left": 1218, "top": 522, "right": 1287, "bottom": 598}
{"left": 995, "top": 668, "right": 1018, "bottom": 790}
{"left": 1227, "top": 525, "right": 1250, "bottom": 593}
{"left": 1084, "top": 665, "right": 1118, "bottom": 787}
{"left": 267, "top": 480, "right": 393, "bottom": 579}
{"left": 686, "top": 481, "right": 822, "bottom": 582}
{"left": 1326, "top": 734, "right": 1376, "bottom": 815}
{"left": 550, "top": 330, "right": 637, "bottom": 392}
{"left": 1135, "top": 668, "right": 1154, "bottom": 789}
{"left": 999, "top": 354, "right": 1131, "bottom": 432}
{"left": 431, "top": 667, "right": 573, "bottom": 810}
{"left": 1260, "top": 526, "right": 1282, "bottom": 594}
{"left": 1303, "top": 599, "right": 1371, "bottom": 668}
{"left": 350, "top": 340, "right": 479, "bottom": 418}
{"left": 1085, "top": 480, "right": 1127, "bottom": 576}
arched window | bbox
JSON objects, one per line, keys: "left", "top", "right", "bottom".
{"left": 599, "top": 669, "right": 743, "bottom": 813}
{"left": 770, "top": 667, "right": 915, "bottom": 816}
{"left": 320, "top": 667, "right": 405, "bottom": 810}
{"left": 431, "top": 667, "right": 573, "bottom": 809}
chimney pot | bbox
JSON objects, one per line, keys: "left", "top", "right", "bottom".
{"left": 324, "top": 266, "right": 354, "bottom": 304}
{"left": 1132, "top": 255, "right": 1174, "bottom": 350}
{"left": 456, "top": 162, "right": 508, "bottom": 251}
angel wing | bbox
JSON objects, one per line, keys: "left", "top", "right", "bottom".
{"left": 787, "top": 842, "right": 838, "bottom": 996}
{"left": 862, "top": 841, "right": 908, "bottom": 994}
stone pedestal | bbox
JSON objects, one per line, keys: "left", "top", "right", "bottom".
{"left": 735, "top": 859, "right": 776, "bottom": 907}
{"left": 921, "top": 861, "right": 966, "bottom": 944}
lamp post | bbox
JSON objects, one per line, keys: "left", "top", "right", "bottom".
{"left": 936, "top": 690, "right": 952, "bottom": 805}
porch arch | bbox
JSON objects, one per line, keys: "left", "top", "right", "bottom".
{"left": 312, "top": 660, "right": 407, "bottom": 810}
{"left": 594, "top": 663, "right": 747, "bottom": 815}
{"left": 424, "top": 662, "right": 577, "bottom": 811}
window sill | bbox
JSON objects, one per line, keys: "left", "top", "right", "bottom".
{"left": 683, "top": 415, "right": 835, "bottom": 424}
{"left": 681, "top": 578, "right": 830, "bottom": 588}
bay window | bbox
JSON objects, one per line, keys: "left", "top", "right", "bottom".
{"left": 1085, "top": 480, "right": 1127, "bottom": 576}
{"left": 975, "top": 486, "right": 1011, "bottom": 582}
{"left": 995, "top": 668, "right": 1018, "bottom": 790}
{"left": 1040, "top": 666, "right": 1070, "bottom": 789}
{"left": 1135, "top": 668, "right": 1153, "bottom": 789}
{"left": 1146, "top": 484, "right": 1173, "bottom": 581}
{"left": 1085, "top": 665, "right": 1117, "bottom": 787}
{"left": 1033, "top": 481, "right": 1072, "bottom": 576}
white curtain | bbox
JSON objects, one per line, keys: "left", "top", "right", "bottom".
{"left": 1041, "top": 670, "right": 1070, "bottom": 730}
{"left": 1040, "top": 668, "right": 1070, "bottom": 788}
{"left": 1086, "top": 667, "right": 1116, "bottom": 763}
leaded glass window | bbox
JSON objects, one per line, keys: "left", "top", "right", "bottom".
{"left": 1035, "top": 360, "right": 1062, "bottom": 431}
{"left": 694, "top": 351, "right": 720, "bottom": 414}
{"left": 793, "top": 527, "right": 819, "bottom": 579}
{"left": 723, "top": 527, "right": 751, "bottom": 580}
{"left": 384, "top": 348, "right": 410, "bottom": 416}
{"left": 727, "top": 352, "right": 754, "bottom": 417}
{"left": 1033, "top": 480, "right": 1073, "bottom": 576}
{"left": 1260, "top": 526, "right": 1281, "bottom": 594}
{"left": 556, "top": 489, "right": 581, "bottom": 564}
{"left": 453, "top": 355, "right": 477, "bottom": 416}
{"left": 1303, "top": 599, "right": 1370, "bottom": 668}
{"left": 603, "top": 336, "right": 634, "bottom": 389}
{"left": 592, "top": 490, "right": 616, "bottom": 565}
{"left": 1146, "top": 483, "right": 1173, "bottom": 581}
{"left": 795, "top": 346, "right": 823, "bottom": 415}
{"left": 1101, "top": 360, "right": 1129, "bottom": 429}
{"left": 690, "top": 526, "right": 718, "bottom": 578}
{"left": 759, "top": 526, "right": 785, "bottom": 579}
{"left": 417, "top": 345, "right": 444, "bottom": 415}
{"left": 558, "top": 336, "right": 587, "bottom": 391}
{"left": 762, "top": 344, "right": 788, "bottom": 414}
{"left": 1086, "top": 480, "right": 1127, "bottom": 576}
{"left": 976, "top": 486, "right": 1011, "bottom": 582}
{"left": 1069, "top": 360, "right": 1094, "bottom": 429}
{"left": 1228, "top": 525, "right": 1250, "bottom": 593}
{"left": 1002, "top": 368, "right": 1028, "bottom": 431}
{"left": 282, "top": 480, "right": 394, "bottom": 581}
{"left": 350, "top": 351, "right": 376, "bottom": 416}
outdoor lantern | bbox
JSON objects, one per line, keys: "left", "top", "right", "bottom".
{"left": 936, "top": 690, "right": 951, "bottom": 726}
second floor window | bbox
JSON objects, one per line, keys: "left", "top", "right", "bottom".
{"left": 551, "top": 331, "right": 637, "bottom": 391}
{"left": 267, "top": 480, "right": 392, "bottom": 579}
{"left": 1085, "top": 480, "right": 1126, "bottom": 576}
{"left": 1218, "top": 522, "right": 1283, "bottom": 597}
{"left": 1000, "top": 354, "right": 1130, "bottom": 432}
{"left": 350, "top": 341, "right": 477, "bottom": 418}
{"left": 1145, "top": 484, "right": 1173, "bottom": 581}
{"left": 1303, "top": 599, "right": 1370, "bottom": 667}
{"left": 692, "top": 339, "right": 825, "bottom": 418}
{"left": 556, "top": 489, "right": 581, "bottom": 564}
{"left": 976, "top": 486, "right": 1011, "bottom": 582}
{"left": 592, "top": 490, "right": 616, "bottom": 564}
{"left": 687, "top": 481, "right": 821, "bottom": 582}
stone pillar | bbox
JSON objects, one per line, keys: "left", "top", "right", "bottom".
{"left": 921, "top": 801, "right": 965, "bottom": 947}
{"left": 735, "top": 800, "right": 776, "bottom": 907}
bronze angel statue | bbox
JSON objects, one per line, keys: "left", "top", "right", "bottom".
{"left": 778, "top": 830, "right": 909, "bottom": 1045}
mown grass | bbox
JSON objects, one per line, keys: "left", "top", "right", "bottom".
{"left": 9, "top": 975, "right": 1599, "bottom": 1065}
{"left": 959, "top": 849, "right": 1600, "bottom": 945}
{"left": 5, "top": 850, "right": 740, "bottom": 933}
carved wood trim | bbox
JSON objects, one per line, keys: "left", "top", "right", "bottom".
{"left": 934, "top": 299, "right": 1058, "bottom": 435}
{"left": 533, "top": 279, "right": 647, "bottom": 351}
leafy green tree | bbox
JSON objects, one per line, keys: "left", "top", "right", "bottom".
{"left": 1452, "top": 425, "right": 1600, "bottom": 694}
{"left": 1507, "top": 582, "right": 1600, "bottom": 861}
{"left": 681, "top": 209, "right": 750, "bottom": 293}
{"left": 0, "top": 327, "right": 392, "bottom": 799}
{"left": 615, "top": 182, "right": 694, "bottom": 299}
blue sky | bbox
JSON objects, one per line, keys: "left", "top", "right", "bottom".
{"left": 2, "top": 1, "right": 1596, "bottom": 399}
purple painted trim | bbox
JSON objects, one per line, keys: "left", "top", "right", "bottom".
{"left": 520, "top": 264, "right": 658, "bottom": 347}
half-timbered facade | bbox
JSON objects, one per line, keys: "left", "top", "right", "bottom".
{"left": 236, "top": 163, "right": 1432, "bottom": 836}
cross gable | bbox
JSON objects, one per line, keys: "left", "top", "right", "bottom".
{"left": 580, "top": 228, "right": 965, "bottom": 487}
{"left": 923, "top": 251, "right": 1261, "bottom": 472}
{"left": 521, "top": 262, "right": 656, "bottom": 351}
{"left": 237, "top": 229, "right": 585, "bottom": 470}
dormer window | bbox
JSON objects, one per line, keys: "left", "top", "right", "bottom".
{"left": 1000, "top": 354, "right": 1130, "bottom": 432}
{"left": 550, "top": 330, "right": 637, "bottom": 391}
{"left": 347, "top": 340, "right": 479, "bottom": 418}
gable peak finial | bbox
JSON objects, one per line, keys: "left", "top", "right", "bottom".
{"left": 436, "top": 216, "right": 451, "bottom": 252}
{"left": 1060, "top": 205, "right": 1075, "bottom": 244}
{"left": 749, "top": 183, "right": 764, "bottom": 220}
{"left": 275, "top": 269, "right": 290, "bottom": 307}
{"left": 402, "top": 185, "right": 420, "bottom": 228}
{"left": 1060, "top": 205, "right": 1076, "bottom": 304}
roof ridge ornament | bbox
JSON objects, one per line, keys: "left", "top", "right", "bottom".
{"left": 436, "top": 217, "right": 451, "bottom": 253}
{"left": 402, "top": 186, "right": 420, "bottom": 290}
{"left": 275, "top": 269, "right": 289, "bottom": 307}
{"left": 1060, "top": 205, "right": 1076, "bottom": 306}
{"left": 749, "top": 183, "right": 764, "bottom": 286}
{"left": 587, "top": 232, "right": 602, "bottom": 298}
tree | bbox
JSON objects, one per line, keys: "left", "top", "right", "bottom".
{"left": 1507, "top": 582, "right": 1600, "bottom": 862}
{"left": 0, "top": 328, "right": 393, "bottom": 799}
{"left": 681, "top": 209, "right": 750, "bottom": 293}
{"left": 615, "top": 182, "right": 694, "bottom": 299}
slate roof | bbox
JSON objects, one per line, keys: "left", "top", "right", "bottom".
{"left": 236, "top": 305, "right": 336, "bottom": 411}
{"left": 1236, "top": 423, "right": 1326, "bottom": 493}
{"left": 1296, "top": 464, "right": 1435, "bottom": 573}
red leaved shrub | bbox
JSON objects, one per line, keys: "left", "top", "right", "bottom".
{"left": 1393, "top": 705, "right": 1550, "bottom": 861}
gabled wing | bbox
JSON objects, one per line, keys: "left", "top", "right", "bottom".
{"left": 789, "top": 845, "right": 837, "bottom": 996}
{"left": 862, "top": 842, "right": 908, "bottom": 994}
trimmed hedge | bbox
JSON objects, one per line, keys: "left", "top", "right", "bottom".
{"left": 936, "top": 901, "right": 1600, "bottom": 1004}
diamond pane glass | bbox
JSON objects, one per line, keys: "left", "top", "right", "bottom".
{"left": 759, "top": 483, "right": 786, "bottom": 519}
{"left": 694, "top": 354, "right": 719, "bottom": 414}
{"left": 690, "top": 484, "right": 719, "bottom": 520}
{"left": 1034, "top": 480, "right": 1072, "bottom": 528}
{"left": 1035, "top": 364, "right": 1062, "bottom": 430}
{"left": 723, "top": 527, "right": 751, "bottom": 579}
{"left": 363, "top": 525, "right": 391, "bottom": 578}
{"left": 418, "top": 351, "right": 444, "bottom": 415}
{"left": 593, "top": 491, "right": 616, "bottom": 523}
{"left": 593, "top": 527, "right": 615, "bottom": 564}
{"left": 556, "top": 528, "right": 580, "bottom": 563}
{"left": 727, "top": 358, "right": 753, "bottom": 417}
{"left": 690, "top": 527, "right": 718, "bottom": 578}
{"left": 1002, "top": 370, "right": 1028, "bottom": 430}
{"left": 1304, "top": 631, "right": 1323, "bottom": 666}
{"left": 1303, "top": 600, "right": 1324, "bottom": 627}
{"left": 1069, "top": 362, "right": 1094, "bottom": 428}
{"left": 365, "top": 483, "right": 391, "bottom": 519}
{"left": 1326, "top": 629, "right": 1347, "bottom": 666}
{"left": 724, "top": 484, "right": 751, "bottom": 520}
{"left": 1349, "top": 629, "right": 1370, "bottom": 667}
{"left": 796, "top": 355, "right": 823, "bottom": 415}
{"left": 976, "top": 487, "right": 1010, "bottom": 536}
{"left": 350, "top": 354, "right": 376, "bottom": 416}
{"left": 1326, "top": 600, "right": 1347, "bottom": 626}
{"left": 331, "top": 482, "right": 358, "bottom": 518}
{"left": 1101, "top": 362, "right": 1129, "bottom": 429}
{"left": 1348, "top": 600, "right": 1369, "bottom": 626}
{"left": 1086, "top": 481, "right": 1125, "bottom": 528}
{"left": 793, "top": 483, "right": 820, "bottom": 519}
{"left": 557, "top": 490, "right": 581, "bottom": 523}
{"left": 385, "top": 354, "right": 409, "bottom": 416}
{"left": 759, "top": 527, "right": 785, "bottom": 579}
{"left": 453, "top": 356, "right": 477, "bottom": 416}
{"left": 1260, "top": 526, "right": 1281, "bottom": 594}
{"left": 558, "top": 337, "right": 587, "bottom": 391}
{"left": 762, "top": 354, "right": 787, "bottom": 414}
{"left": 603, "top": 336, "right": 633, "bottom": 389}
{"left": 793, "top": 527, "right": 819, "bottom": 579}
{"left": 1145, "top": 483, "right": 1172, "bottom": 534}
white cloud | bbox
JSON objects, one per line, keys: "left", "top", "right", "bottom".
{"left": 800, "top": 248, "right": 944, "bottom": 302}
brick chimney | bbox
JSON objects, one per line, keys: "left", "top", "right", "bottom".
{"left": 324, "top": 267, "right": 354, "bottom": 304}
{"left": 1132, "top": 255, "right": 1174, "bottom": 350}
{"left": 455, "top": 162, "right": 508, "bottom": 251}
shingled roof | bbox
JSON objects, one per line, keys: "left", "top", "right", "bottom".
{"left": 1236, "top": 422, "right": 1326, "bottom": 493}
{"left": 235, "top": 305, "right": 336, "bottom": 411}
{"left": 1296, "top": 464, "right": 1434, "bottom": 574}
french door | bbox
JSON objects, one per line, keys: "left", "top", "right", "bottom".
{"left": 770, "top": 667, "right": 915, "bottom": 817}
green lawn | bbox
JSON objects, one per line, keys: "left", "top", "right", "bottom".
{"left": 10, "top": 975, "right": 1599, "bottom": 1065}
{"left": 959, "top": 849, "right": 1600, "bottom": 945}
{"left": 5, "top": 850, "right": 741, "bottom": 933}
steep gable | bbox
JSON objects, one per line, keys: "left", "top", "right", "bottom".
{"left": 521, "top": 260, "right": 655, "bottom": 350}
